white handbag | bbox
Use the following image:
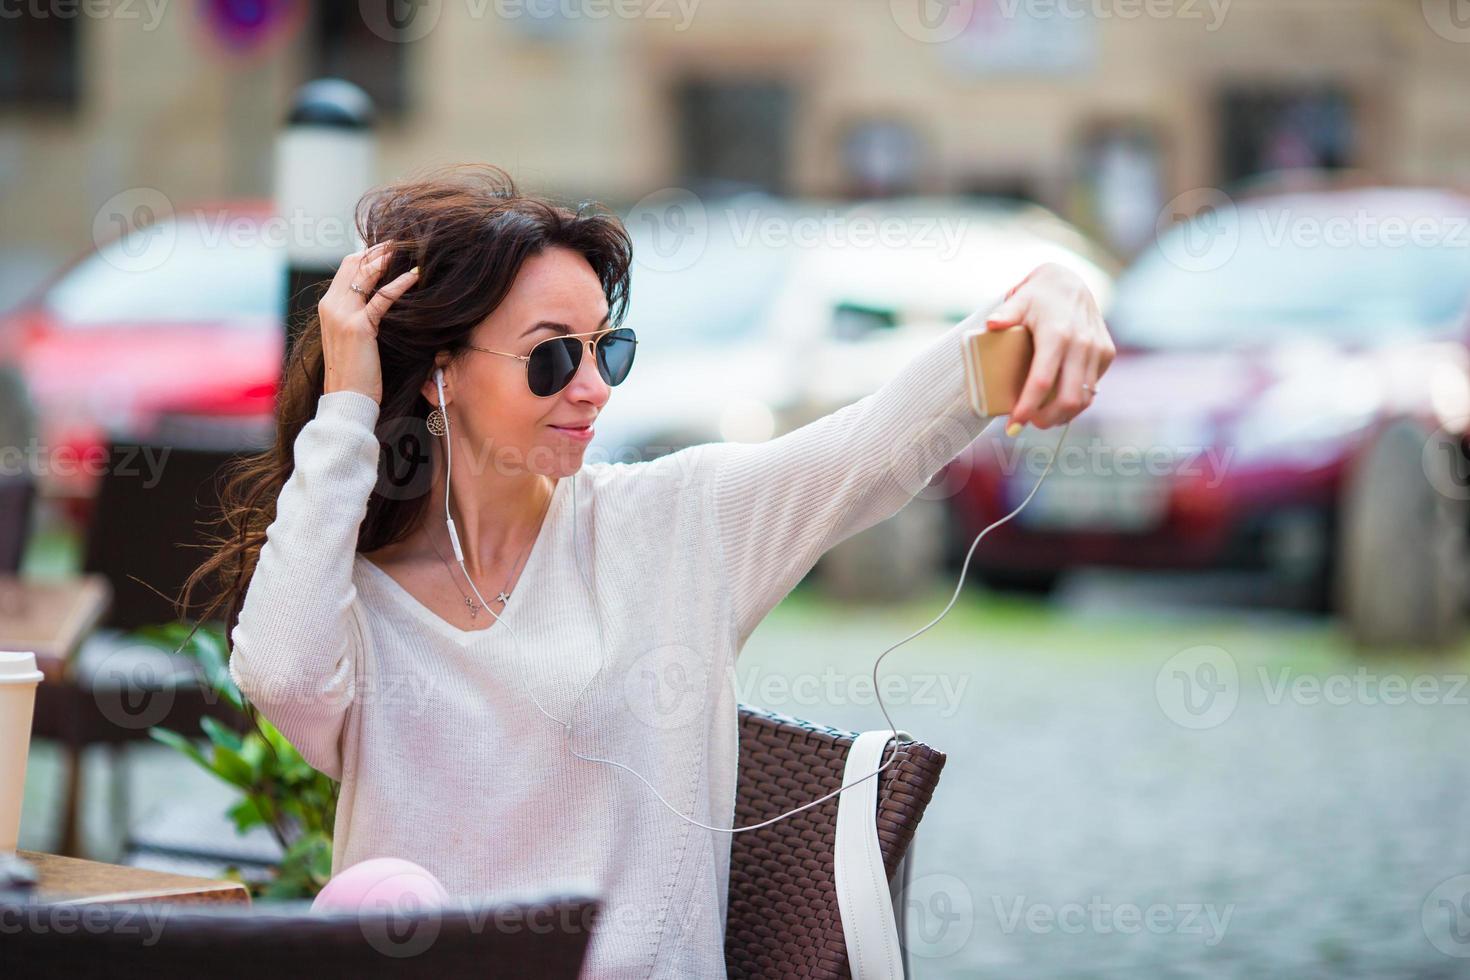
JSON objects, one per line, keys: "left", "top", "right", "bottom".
{"left": 833, "top": 729, "right": 913, "bottom": 980}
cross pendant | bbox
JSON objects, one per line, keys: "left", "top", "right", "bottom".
{"left": 497, "top": 591, "right": 511, "bottom": 604}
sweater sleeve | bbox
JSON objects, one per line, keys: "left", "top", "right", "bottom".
{"left": 228, "top": 390, "right": 382, "bottom": 781}
{"left": 706, "top": 311, "right": 999, "bottom": 644}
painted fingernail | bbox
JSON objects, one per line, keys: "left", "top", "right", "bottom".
{"left": 409, "top": 266, "right": 420, "bottom": 276}
{"left": 1006, "top": 421, "right": 1023, "bottom": 437}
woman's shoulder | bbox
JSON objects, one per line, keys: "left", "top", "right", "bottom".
{"left": 578, "top": 441, "right": 723, "bottom": 498}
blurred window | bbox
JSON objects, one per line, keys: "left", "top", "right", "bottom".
{"left": 313, "top": 3, "right": 408, "bottom": 115}
{"left": 1220, "top": 88, "right": 1355, "bottom": 184}
{"left": 677, "top": 78, "right": 793, "bottom": 194}
{"left": 44, "top": 217, "right": 285, "bottom": 325}
{"left": 1110, "top": 202, "right": 1470, "bottom": 349}
{"left": 0, "top": 11, "right": 78, "bottom": 108}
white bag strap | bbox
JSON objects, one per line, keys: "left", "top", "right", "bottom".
{"left": 834, "top": 729, "right": 911, "bottom": 980}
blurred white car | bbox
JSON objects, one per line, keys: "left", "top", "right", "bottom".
{"left": 588, "top": 192, "right": 826, "bottom": 464}
{"left": 766, "top": 197, "right": 1117, "bottom": 419}
{"left": 756, "top": 198, "right": 1119, "bottom": 599}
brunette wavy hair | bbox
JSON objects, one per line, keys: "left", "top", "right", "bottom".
{"left": 175, "top": 163, "right": 634, "bottom": 642}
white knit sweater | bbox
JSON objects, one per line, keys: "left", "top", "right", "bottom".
{"left": 228, "top": 312, "right": 997, "bottom": 978}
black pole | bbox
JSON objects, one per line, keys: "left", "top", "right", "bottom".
{"left": 276, "top": 78, "right": 376, "bottom": 360}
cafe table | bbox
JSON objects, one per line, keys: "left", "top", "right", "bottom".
{"left": 14, "top": 848, "right": 250, "bottom": 905}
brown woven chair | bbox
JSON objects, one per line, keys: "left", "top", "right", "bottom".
{"left": 726, "top": 703, "right": 947, "bottom": 979}
{"left": 0, "top": 891, "right": 599, "bottom": 979}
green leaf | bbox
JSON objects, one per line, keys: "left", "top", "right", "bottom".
{"left": 209, "top": 744, "right": 256, "bottom": 789}
{"left": 147, "top": 726, "right": 210, "bottom": 770}
{"left": 200, "top": 715, "right": 243, "bottom": 753}
{"left": 226, "top": 796, "right": 266, "bottom": 833}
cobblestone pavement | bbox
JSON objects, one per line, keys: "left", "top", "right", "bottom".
{"left": 737, "top": 573, "right": 1470, "bottom": 979}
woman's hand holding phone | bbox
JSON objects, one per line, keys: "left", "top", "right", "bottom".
{"left": 320, "top": 240, "right": 420, "bottom": 405}
{"left": 982, "top": 262, "right": 1116, "bottom": 435}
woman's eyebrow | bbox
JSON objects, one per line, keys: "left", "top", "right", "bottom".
{"left": 521, "top": 313, "right": 612, "bottom": 339}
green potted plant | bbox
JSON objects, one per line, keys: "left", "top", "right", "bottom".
{"left": 138, "top": 620, "right": 337, "bottom": 900}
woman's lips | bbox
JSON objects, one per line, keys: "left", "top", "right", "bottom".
{"left": 550, "top": 423, "right": 594, "bottom": 441}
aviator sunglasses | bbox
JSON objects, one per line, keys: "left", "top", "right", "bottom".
{"left": 466, "top": 326, "right": 638, "bottom": 397}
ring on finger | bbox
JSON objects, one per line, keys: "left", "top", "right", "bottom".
{"left": 350, "top": 282, "right": 365, "bottom": 297}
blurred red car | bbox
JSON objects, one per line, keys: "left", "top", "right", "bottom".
{"left": 0, "top": 199, "right": 285, "bottom": 524}
{"left": 946, "top": 184, "right": 1470, "bottom": 648}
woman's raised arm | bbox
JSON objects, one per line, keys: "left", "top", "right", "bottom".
{"left": 705, "top": 262, "right": 1114, "bottom": 644}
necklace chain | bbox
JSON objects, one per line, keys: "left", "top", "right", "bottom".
{"left": 427, "top": 483, "right": 554, "bottom": 621}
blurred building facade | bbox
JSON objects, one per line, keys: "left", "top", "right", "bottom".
{"left": 2, "top": 0, "right": 1468, "bottom": 304}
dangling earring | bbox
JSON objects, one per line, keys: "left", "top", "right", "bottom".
{"left": 427, "top": 408, "right": 447, "bottom": 436}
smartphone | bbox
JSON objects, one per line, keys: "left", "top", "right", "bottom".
{"left": 963, "top": 325, "right": 1035, "bottom": 417}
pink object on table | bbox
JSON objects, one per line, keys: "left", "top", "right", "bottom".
{"left": 309, "top": 857, "right": 452, "bottom": 914}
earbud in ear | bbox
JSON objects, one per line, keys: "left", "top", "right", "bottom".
{"left": 434, "top": 368, "right": 447, "bottom": 406}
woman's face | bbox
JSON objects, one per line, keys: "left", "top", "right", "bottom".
{"left": 427, "top": 246, "right": 613, "bottom": 480}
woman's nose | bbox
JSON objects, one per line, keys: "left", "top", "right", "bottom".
{"left": 564, "top": 342, "right": 611, "bottom": 405}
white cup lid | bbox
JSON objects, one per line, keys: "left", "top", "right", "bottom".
{"left": 0, "top": 651, "right": 44, "bottom": 683}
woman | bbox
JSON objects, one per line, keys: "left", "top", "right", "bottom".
{"left": 183, "top": 163, "right": 1114, "bottom": 977}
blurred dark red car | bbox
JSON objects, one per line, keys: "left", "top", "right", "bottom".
{"left": 946, "top": 184, "right": 1470, "bottom": 648}
{"left": 0, "top": 199, "right": 284, "bottom": 525}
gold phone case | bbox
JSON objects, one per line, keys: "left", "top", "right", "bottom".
{"left": 963, "top": 325, "right": 1034, "bottom": 417}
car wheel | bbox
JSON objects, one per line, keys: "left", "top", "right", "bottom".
{"left": 814, "top": 498, "right": 945, "bottom": 603}
{"left": 1335, "top": 419, "right": 1470, "bottom": 650}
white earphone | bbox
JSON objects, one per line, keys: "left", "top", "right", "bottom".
{"left": 430, "top": 365, "right": 1070, "bottom": 832}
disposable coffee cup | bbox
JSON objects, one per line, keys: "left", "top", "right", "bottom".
{"left": 0, "top": 651, "right": 44, "bottom": 854}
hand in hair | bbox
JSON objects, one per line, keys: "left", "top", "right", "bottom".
{"left": 320, "top": 240, "right": 420, "bottom": 404}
